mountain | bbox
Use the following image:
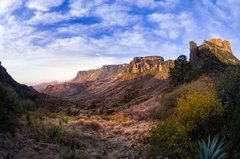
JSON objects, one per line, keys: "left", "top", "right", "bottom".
{"left": 0, "top": 62, "right": 78, "bottom": 112}
{"left": 42, "top": 56, "right": 174, "bottom": 114}
{"left": 72, "top": 64, "right": 128, "bottom": 83}
{"left": 33, "top": 81, "right": 60, "bottom": 92}
{"left": 190, "top": 38, "right": 239, "bottom": 69}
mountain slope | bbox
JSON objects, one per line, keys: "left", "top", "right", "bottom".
{"left": 42, "top": 56, "right": 174, "bottom": 114}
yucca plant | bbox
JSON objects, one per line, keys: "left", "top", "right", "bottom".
{"left": 196, "top": 135, "right": 227, "bottom": 159}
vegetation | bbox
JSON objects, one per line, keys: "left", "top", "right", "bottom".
{"left": 169, "top": 55, "right": 192, "bottom": 86}
{"left": 149, "top": 63, "right": 240, "bottom": 158}
{"left": 63, "top": 150, "right": 85, "bottom": 159}
{"left": 216, "top": 66, "right": 240, "bottom": 157}
{"left": 0, "top": 83, "right": 20, "bottom": 131}
{"left": 149, "top": 79, "right": 224, "bottom": 158}
{"left": 196, "top": 135, "right": 227, "bottom": 159}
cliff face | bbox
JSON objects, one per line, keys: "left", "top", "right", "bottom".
{"left": 72, "top": 64, "right": 128, "bottom": 83}
{"left": 124, "top": 56, "right": 174, "bottom": 79}
{"left": 190, "top": 38, "right": 239, "bottom": 68}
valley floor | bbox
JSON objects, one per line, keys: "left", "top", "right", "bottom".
{"left": 0, "top": 98, "right": 160, "bottom": 159}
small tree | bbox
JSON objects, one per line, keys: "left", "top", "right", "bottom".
{"left": 169, "top": 55, "right": 192, "bottom": 86}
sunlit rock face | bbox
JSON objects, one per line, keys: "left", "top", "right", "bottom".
{"left": 190, "top": 39, "right": 239, "bottom": 68}
{"left": 125, "top": 56, "right": 174, "bottom": 79}
{"left": 71, "top": 64, "right": 128, "bottom": 83}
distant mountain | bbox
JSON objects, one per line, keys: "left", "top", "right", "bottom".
{"left": 33, "top": 81, "right": 60, "bottom": 92}
{"left": 42, "top": 56, "right": 174, "bottom": 114}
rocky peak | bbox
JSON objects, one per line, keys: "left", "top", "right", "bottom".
{"left": 190, "top": 39, "right": 239, "bottom": 68}
{"left": 126, "top": 56, "right": 173, "bottom": 79}
{"left": 205, "top": 38, "right": 232, "bottom": 53}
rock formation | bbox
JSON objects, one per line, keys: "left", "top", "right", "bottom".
{"left": 190, "top": 38, "right": 239, "bottom": 68}
{"left": 125, "top": 56, "right": 174, "bottom": 79}
{"left": 72, "top": 64, "right": 128, "bottom": 83}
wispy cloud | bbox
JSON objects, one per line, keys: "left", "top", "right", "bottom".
{"left": 26, "top": 0, "right": 64, "bottom": 11}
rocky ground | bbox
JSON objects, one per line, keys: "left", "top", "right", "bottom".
{"left": 0, "top": 97, "right": 160, "bottom": 159}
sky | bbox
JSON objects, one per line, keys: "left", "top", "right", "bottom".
{"left": 0, "top": 0, "right": 240, "bottom": 84}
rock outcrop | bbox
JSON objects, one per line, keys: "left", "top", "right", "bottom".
{"left": 125, "top": 56, "right": 174, "bottom": 79}
{"left": 190, "top": 38, "right": 239, "bottom": 68}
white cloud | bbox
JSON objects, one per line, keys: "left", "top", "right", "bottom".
{"left": 93, "top": 4, "right": 140, "bottom": 26}
{"left": 26, "top": 0, "right": 64, "bottom": 11}
{"left": 0, "top": 0, "right": 23, "bottom": 15}
{"left": 149, "top": 12, "right": 196, "bottom": 40}
{"left": 25, "top": 11, "right": 69, "bottom": 25}
{"left": 117, "top": 0, "right": 179, "bottom": 8}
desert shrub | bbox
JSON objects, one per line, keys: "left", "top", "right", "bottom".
{"left": 176, "top": 88, "right": 223, "bottom": 135}
{"left": 152, "top": 80, "right": 212, "bottom": 120}
{"left": 25, "top": 112, "right": 47, "bottom": 141}
{"left": 25, "top": 112, "right": 66, "bottom": 143}
{"left": 60, "top": 114, "right": 69, "bottom": 124}
{"left": 148, "top": 119, "right": 192, "bottom": 158}
{"left": 63, "top": 150, "right": 85, "bottom": 159}
{"left": 149, "top": 80, "right": 225, "bottom": 158}
{"left": 0, "top": 84, "right": 20, "bottom": 131}
{"left": 48, "top": 112, "right": 57, "bottom": 119}
{"left": 49, "top": 124, "right": 64, "bottom": 142}
{"left": 20, "top": 99, "right": 36, "bottom": 110}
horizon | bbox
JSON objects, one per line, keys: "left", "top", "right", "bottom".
{"left": 0, "top": 0, "right": 240, "bottom": 84}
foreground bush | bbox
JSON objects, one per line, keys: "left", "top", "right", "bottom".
{"left": 148, "top": 120, "right": 192, "bottom": 158}
{"left": 152, "top": 80, "right": 215, "bottom": 120}
{"left": 176, "top": 88, "right": 223, "bottom": 136}
{"left": 149, "top": 79, "right": 225, "bottom": 158}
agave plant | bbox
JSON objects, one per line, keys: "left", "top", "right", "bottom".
{"left": 196, "top": 135, "right": 227, "bottom": 159}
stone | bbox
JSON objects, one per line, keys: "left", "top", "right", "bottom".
{"left": 190, "top": 39, "right": 239, "bottom": 68}
{"left": 210, "top": 38, "right": 223, "bottom": 47}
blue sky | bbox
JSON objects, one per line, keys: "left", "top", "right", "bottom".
{"left": 0, "top": 0, "right": 240, "bottom": 84}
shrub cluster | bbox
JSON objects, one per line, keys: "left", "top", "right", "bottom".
{"left": 0, "top": 83, "right": 20, "bottom": 131}
{"left": 149, "top": 80, "right": 224, "bottom": 158}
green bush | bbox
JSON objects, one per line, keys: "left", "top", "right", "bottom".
{"left": 49, "top": 125, "right": 64, "bottom": 142}
{"left": 0, "top": 83, "right": 20, "bottom": 131}
{"left": 176, "top": 88, "right": 223, "bottom": 133}
{"left": 149, "top": 80, "right": 225, "bottom": 158}
{"left": 152, "top": 80, "right": 212, "bottom": 120}
{"left": 20, "top": 99, "right": 36, "bottom": 110}
{"left": 148, "top": 120, "right": 192, "bottom": 158}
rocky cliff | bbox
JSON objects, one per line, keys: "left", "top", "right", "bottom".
{"left": 190, "top": 38, "right": 239, "bottom": 68}
{"left": 72, "top": 64, "right": 128, "bottom": 83}
{"left": 124, "top": 56, "right": 174, "bottom": 79}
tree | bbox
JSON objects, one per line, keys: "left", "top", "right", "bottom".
{"left": 169, "top": 55, "right": 192, "bottom": 86}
